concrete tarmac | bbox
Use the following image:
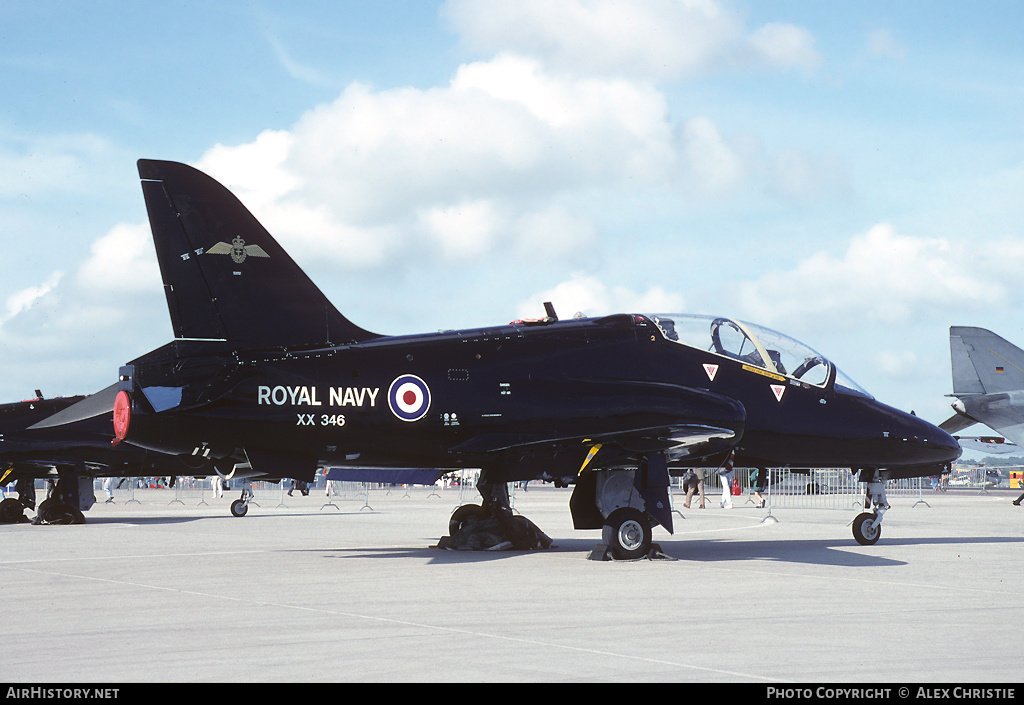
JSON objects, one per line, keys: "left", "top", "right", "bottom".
{"left": 1, "top": 483, "right": 1022, "bottom": 683}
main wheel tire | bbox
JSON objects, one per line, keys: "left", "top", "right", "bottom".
{"left": 0, "top": 497, "right": 24, "bottom": 523}
{"left": 852, "top": 512, "right": 881, "bottom": 546}
{"left": 36, "top": 498, "right": 85, "bottom": 524}
{"left": 449, "top": 504, "right": 485, "bottom": 535}
{"left": 230, "top": 499, "right": 249, "bottom": 517}
{"left": 602, "top": 507, "right": 652, "bottom": 560}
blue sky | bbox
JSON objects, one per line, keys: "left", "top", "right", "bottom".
{"left": 2, "top": 1, "right": 1024, "bottom": 454}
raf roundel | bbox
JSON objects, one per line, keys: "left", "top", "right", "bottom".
{"left": 388, "top": 375, "right": 431, "bottom": 422}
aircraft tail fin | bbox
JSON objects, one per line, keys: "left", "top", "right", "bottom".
{"left": 950, "top": 326, "right": 1024, "bottom": 395}
{"left": 137, "top": 159, "right": 379, "bottom": 347}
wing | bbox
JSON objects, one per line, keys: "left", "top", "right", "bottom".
{"left": 451, "top": 423, "right": 737, "bottom": 456}
{"left": 451, "top": 377, "right": 743, "bottom": 469}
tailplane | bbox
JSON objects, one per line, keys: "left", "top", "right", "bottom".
{"left": 949, "top": 326, "right": 1024, "bottom": 395}
{"left": 138, "top": 159, "right": 379, "bottom": 347}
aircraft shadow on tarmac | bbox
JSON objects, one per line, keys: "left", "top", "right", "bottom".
{"left": 663, "top": 535, "right": 1024, "bottom": 568}
{"left": 8, "top": 509, "right": 379, "bottom": 528}
{"left": 315, "top": 534, "right": 1024, "bottom": 567}
{"left": 60, "top": 515, "right": 217, "bottom": 527}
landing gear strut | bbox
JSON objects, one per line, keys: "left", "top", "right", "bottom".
{"left": 852, "top": 474, "right": 888, "bottom": 546}
{"left": 230, "top": 480, "right": 255, "bottom": 517}
{"left": 438, "top": 472, "right": 552, "bottom": 550}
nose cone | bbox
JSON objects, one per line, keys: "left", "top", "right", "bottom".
{"left": 892, "top": 410, "right": 962, "bottom": 465}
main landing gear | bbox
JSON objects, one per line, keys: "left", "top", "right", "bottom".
{"left": 572, "top": 459, "right": 673, "bottom": 561}
{"left": 852, "top": 473, "right": 888, "bottom": 546}
{"left": 33, "top": 471, "right": 92, "bottom": 525}
{"left": 0, "top": 477, "right": 35, "bottom": 524}
{"left": 438, "top": 454, "right": 673, "bottom": 559}
{"left": 438, "top": 472, "right": 553, "bottom": 550}
{"left": 601, "top": 507, "right": 653, "bottom": 560}
{"left": 1, "top": 473, "right": 95, "bottom": 525}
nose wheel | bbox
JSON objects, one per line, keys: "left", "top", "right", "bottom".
{"left": 852, "top": 476, "right": 888, "bottom": 545}
{"left": 229, "top": 482, "right": 255, "bottom": 517}
{"left": 852, "top": 512, "right": 881, "bottom": 545}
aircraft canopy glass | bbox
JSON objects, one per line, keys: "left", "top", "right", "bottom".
{"left": 645, "top": 314, "right": 872, "bottom": 397}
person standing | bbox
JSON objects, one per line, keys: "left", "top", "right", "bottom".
{"left": 682, "top": 469, "right": 705, "bottom": 509}
{"left": 720, "top": 452, "right": 736, "bottom": 509}
{"left": 752, "top": 467, "right": 768, "bottom": 508}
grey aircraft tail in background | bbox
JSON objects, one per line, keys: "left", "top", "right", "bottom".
{"left": 941, "top": 326, "right": 1024, "bottom": 454}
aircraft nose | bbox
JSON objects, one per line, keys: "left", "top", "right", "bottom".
{"left": 893, "top": 411, "right": 962, "bottom": 464}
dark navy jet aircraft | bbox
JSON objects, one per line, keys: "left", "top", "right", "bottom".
{"left": 39, "top": 160, "right": 960, "bottom": 557}
{"left": 2, "top": 384, "right": 313, "bottom": 523}
{"left": 15, "top": 384, "right": 339, "bottom": 523}
{"left": 0, "top": 387, "right": 206, "bottom": 523}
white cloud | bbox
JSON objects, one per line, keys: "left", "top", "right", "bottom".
{"left": 679, "top": 116, "right": 745, "bottom": 191}
{"left": 517, "top": 272, "right": 686, "bottom": 319}
{"left": 264, "top": 31, "right": 334, "bottom": 88}
{"left": 112, "top": 3, "right": 826, "bottom": 281}
{"left": 419, "top": 199, "right": 502, "bottom": 260}
{"left": 444, "top": 0, "right": 819, "bottom": 79}
{"left": 0, "top": 132, "right": 119, "bottom": 198}
{"left": 768, "top": 148, "right": 850, "bottom": 201}
{"left": 511, "top": 206, "right": 596, "bottom": 258}
{"left": 175, "top": 54, "right": 679, "bottom": 272}
{"left": 75, "top": 223, "right": 159, "bottom": 294}
{"left": 196, "top": 130, "right": 298, "bottom": 208}
{"left": 1, "top": 272, "right": 63, "bottom": 326}
{"left": 446, "top": 0, "right": 744, "bottom": 79}
{"left": 733, "top": 223, "right": 1011, "bottom": 332}
{"left": 874, "top": 349, "right": 920, "bottom": 379}
{"left": 748, "top": 23, "right": 822, "bottom": 72}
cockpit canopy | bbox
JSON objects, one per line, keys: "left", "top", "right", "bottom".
{"left": 645, "top": 314, "right": 872, "bottom": 398}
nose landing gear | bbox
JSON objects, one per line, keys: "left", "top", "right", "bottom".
{"left": 230, "top": 481, "right": 255, "bottom": 517}
{"left": 852, "top": 475, "right": 888, "bottom": 546}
